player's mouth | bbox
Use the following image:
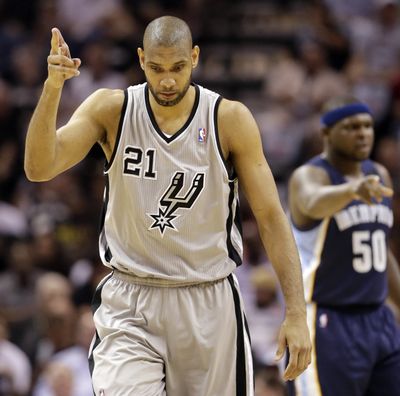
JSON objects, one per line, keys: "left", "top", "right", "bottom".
{"left": 160, "top": 92, "right": 177, "bottom": 99}
{"left": 355, "top": 142, "right": 371, "bottom": 150}
{"left": 355, "top": 143, "right": 371, "bottom": 155}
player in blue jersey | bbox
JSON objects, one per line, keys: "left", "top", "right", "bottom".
{"left": 287, "top": 96, "right": 400, "bottom": 396}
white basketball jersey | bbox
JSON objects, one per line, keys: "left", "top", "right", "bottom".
{"left": 99, "top": 83, "right": 243, "bottom": 282}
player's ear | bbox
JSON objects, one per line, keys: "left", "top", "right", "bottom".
{"left": 191, "top": 45, "right": 200, "bottom": 69}
{"left": 137, "top": 48, "right": 145, "bottom": 70}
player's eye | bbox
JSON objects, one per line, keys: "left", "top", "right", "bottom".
{"left": 150, "top": 65, "right": 162, "bottom": 73}
{"left": 171, "top": 64, "right": 184, "bottom": 72}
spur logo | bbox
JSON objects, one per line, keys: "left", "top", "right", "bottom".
{"left": 147, "top": 172, "right": 205, "bottom": 235}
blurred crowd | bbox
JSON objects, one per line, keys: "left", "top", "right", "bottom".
{"left": 0, "top": 0, "right": 400, "bottom": 395}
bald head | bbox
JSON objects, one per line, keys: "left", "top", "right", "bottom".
{"left": 143, "top": 16, "right": 192, "bottom": 51}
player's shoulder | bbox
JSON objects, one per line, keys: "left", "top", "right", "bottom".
{"left": 217, "top": 98, "right": 257, "bottom": 142}
{"left": 290, "top": 161, "right": 330, "bottom": 187}
{"left": 89, "top": 88, "right": 125, "bottom": 112}
{"left": 79, "top": 88, "right": 125, "bottom": 125}
{"left": 218, "top": 98, "right": 251, "bottom": 121}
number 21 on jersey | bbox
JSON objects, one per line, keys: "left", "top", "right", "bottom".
{"left": 123, "top": 146, "right": 157, "bottom": 179}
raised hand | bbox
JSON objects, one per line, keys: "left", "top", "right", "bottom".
{"left": 351, "top": 175, "right": 393, "bottom": 204}
{"left": 47, "top": 28, "right": 81, "bottom": 88}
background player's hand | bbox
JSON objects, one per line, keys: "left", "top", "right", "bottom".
{"left": 350, "top": 175, "right": 393, "bottom": 204}
{"left": 275, "top": 314, "right": 312, "bottom": 381}
{"left": 47, "top": 28, "right": 81, "bottom": 88}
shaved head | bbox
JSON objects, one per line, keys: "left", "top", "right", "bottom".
{"left": 143, "top": 16, "right": 192, "bottom": 51}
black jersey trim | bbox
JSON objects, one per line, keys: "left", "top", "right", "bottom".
{"left": 88, "top": 330, "right": 100, "bottom": 379}
{"left": 88, "top": 272, "right": 113, "bottom": 378}
{"left": 226, "top": 181, "right": 242, "bottom": 267}
{"left": 104, "top": 89, "right": 128, "bottom": 172}
{"left": 144, "top": 83, "right": 200, "bottom": 143}
{"left": 213, "top": 95, "right": 236, "bottom": 179}
{"left": 99, "top": 175, "right": 109, "bottom": 234}
{"left": 234, "top": 200, "right": 243, "bottom": 238}
{"left": 99, "top": 175, "right": 113, "bottom": 264}
{"left": 98, "top": 175, "right": 109, "bottom": 235}
{"left": 228, "top": 274, "right": 248, "bottom": 396}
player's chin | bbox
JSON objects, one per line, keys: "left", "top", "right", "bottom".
{"left": 154, "top": 94, "right": 179, "bottom": 107}
{"left": 354, "top": 148, "right": 371, "bottom": 160}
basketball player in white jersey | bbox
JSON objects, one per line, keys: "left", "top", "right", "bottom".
{"left": 24, "top": 16, "right": 311, "bottom": 396}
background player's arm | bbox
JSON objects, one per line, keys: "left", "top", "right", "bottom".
{"left": 375, "top": 163, "right": 400, "bottom": 315}
{"left": 24, "top": 28, "right": 122, "bottom": 181}
{"left": 218, "top": 99, "right": 311, "bottom": 381}
{"left": 289, "top": 165, "right": 393, "bottom": 227}
{"left": 388, "top": 249, "right": 400, "bottom": 317}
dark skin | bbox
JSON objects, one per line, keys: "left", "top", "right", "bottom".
{"left": 289, "top": 112, "right": 400, "bottom": 312}
{"left": 25, "top": 26, "right": 312, "bottom": 380}
{"left": 290, "top": 113, "right": 393, "bottom": 227}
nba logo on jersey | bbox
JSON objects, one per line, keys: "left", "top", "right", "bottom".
{"left": 198, "top": 128, "right": 207, "bottom": 143}
{"left": 319, "top": 313, "right": 328, "bottom": 328}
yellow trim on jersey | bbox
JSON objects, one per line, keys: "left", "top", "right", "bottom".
{"left": 304, "top": 218, "right": 331, "bottom": 302}
{"left": 294, "top": 303, "right": 323, "bottom": 396}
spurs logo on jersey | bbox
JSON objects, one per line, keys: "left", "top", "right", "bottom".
{"left": 147, "top": 172, "right": 205, "bottom": 235}
{"left": 100, "top": 83, "right": 243, "bottom": 280}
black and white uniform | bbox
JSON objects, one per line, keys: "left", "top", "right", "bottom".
{"left": 89, "top": 83, "right": 253, "bottom": 396}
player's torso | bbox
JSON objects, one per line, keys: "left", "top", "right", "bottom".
{"left": 99, "top": 83, "right": 242, "bottom": 282}
{"left": 293, "top": 156, "right": 393, "bottom": 306}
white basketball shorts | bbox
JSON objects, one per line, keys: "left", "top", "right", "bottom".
{"left": 88, "top": 270, "right": 254, "bottom": 396}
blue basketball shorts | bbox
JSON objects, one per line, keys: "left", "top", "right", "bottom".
{"left": 288, "top": 303, "right": 400, "bottom": 396}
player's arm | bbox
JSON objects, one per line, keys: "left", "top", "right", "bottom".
{"left": 218, "top": 99, "right": 311, "bottom": 381}
{"left": 374, "top": 163, "right": 400, "bottom": 314}
{"left": 25, "top": 86, "right": 121, "bottom": 181}
{"left": 24, "top": 28, "right": 122, "bottom": 181}
{"left": 388, "top": 249, "right": 400, "bottom": 316}
{"left": 289, "top": 164, "right": 393, "bottom": 227}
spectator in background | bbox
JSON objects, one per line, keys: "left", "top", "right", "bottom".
{"left": 34, "top": 272, "right": 73, "bottom": 370}
{"left": 298, "top": 0, "right": 350, "bottom": 71}
{"left": 62, "top": 37, "right": 128, "bottom": 122}
{"left": 245, "top": 266, "right": 284, "bottom": 369}
{"left": 0, "top": 238, "right": 41, "bottom": 360}
{"left": 32, "top": 305, "right": 94, "bottom": 396}
{"left": 255, "top": 366, "right": 287, "bottom": 396}
{"left": 56, "top": 0, "right": 122, "bottom": 42}
{"left": 0, "top": 315, "right": 32, "bottom": 396}
{"left": 346, "top": 0, "right": 400, "bottom": 125}
{"left": 258, "top": 37, "right": 347, "bottom": 180}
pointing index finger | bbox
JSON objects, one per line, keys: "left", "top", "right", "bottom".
{"left": 50, "top": 27, "right": 67, "bottom": 55}
{"left": 380, "top": 185, "right": 394, "bottom": 197}
{"left": 50, "top": 28, "right": 60, "bottom": 55}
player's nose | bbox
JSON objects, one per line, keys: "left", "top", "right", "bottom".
{"left": 160, "top": 77, "right": 176, "bottom": 90}
{"left": 356, "top": 125, "right": 373, "bottom": 140}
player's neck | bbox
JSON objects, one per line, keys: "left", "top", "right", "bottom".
{"left": 325, "top": 152, "right": 363, "bottom": 177}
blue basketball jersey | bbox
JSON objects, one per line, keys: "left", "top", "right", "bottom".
{"left": 292, "top": 155, "right": 393, "bottom": 306}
